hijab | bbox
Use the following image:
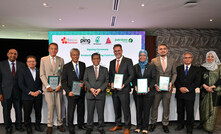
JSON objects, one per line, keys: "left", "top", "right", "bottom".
{"left": 201, "top": 51, "right": 221, "bottom": 71}
{"left": 138, "top": 50, "right": 148, "bottom": 69}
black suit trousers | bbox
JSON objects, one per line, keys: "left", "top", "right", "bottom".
{"left": 67, "top": 96, "right": 85, "bottom": 129}
{"left": 1, "top": 94, "right": 22, "bottom": 129}
{"left": 177, "top": 98, "right": 194, "bottom": 128}
{"left": 112, "top": 92, "right": 131, "bottom": 128}
{"left": 22, "top": 99, "right": 42, "bottom": 127}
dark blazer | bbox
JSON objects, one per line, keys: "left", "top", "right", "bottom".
{"left": 84, "top": 65, "right": 109, "bottom": 100}
{"left": 61, "top": 61, "right": 86, "bottom": 98}
{"left": 18, "top": 66, "right": 42, "bottom": 100}
{"left": 0, "top": 60, "right": 25, "bottom": 99}
{"left": 174, "top": 64, "right": 201, "bottom": 101}
{"left": 109, "top": 56, "right": 134, "bottom": 93}
{"left": 133, "top": 63, "right": 156, "bottom": 97}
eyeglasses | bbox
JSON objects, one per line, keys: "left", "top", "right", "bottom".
{"left": 183, "top": 57, "right": 192, "bottom": 59}
{"left": 27, "top": 61, "right": 36, "bottom": 63}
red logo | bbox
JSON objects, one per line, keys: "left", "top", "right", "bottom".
{"left": 106, "top": 37, "right": 111, "bottom": 44}
{"left": 61, "top": 37, "right": 67, "bottom": 44}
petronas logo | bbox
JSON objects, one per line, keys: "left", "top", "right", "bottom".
{"left": 95, "top": 36, "right": 100, "bottom": 43}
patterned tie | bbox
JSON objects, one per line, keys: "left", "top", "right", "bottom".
{"left": 185, "top": 66, "right": 189, "bottom": 76}
{"left": 12, "top": 62, "right": 15, "bottom": 76}
{"left": 116, "top": 59, "right": 120, "bottom": 73}
{"left": 95, "top": 66, "right": 98, "bottom": 79}
{"left": 162, "top": 58, "right": 166, "bottom": 72}
{"left": 75, "top": 64, "right": 79, "bottom": 78}
{"left": 52, "top": 57, "right": 56, "bottom": 73}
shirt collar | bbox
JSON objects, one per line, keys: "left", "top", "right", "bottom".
{"left": 49, "top": 55, "right": 56, "bottom": 60}
{"left": 93, "top": 65, "right": 100, "bottom": 69}
{"left": 184, "top": 64, "right": 191, "bottom": 68}
{"left": 72, "top": 61, "right": 79, "bottom": 65}
{"left": 116, "top": 56, "right": 123, "bottom": 61}
{"left": 160, "top": 56, "right": 167, "bottom": 60}
{"left": 8, "top": 59, "right": 16, "bottom": 65}
{"left": 28, "top": 67, "right": 36, "bottom": 71}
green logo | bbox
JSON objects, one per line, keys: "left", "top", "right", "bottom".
{"left": 95, "top": 36, "right": 100, "bottom": 43}
{"left": 129, "top": 38, "right": 133, "bottom": 43}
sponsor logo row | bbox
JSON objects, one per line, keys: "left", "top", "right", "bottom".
{"left": 61, "top": 36, "right": 133, "bottom": 45}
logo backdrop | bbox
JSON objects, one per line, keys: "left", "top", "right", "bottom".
{"left": 49, "top": 31, "right": 145, "bottom": 68}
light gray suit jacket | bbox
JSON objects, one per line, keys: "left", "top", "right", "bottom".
{"left": 151, "top": 56, "right": 177, "bottom": 85}
{"left": 40, "top": 55, "right": 64, "bottom": 92}
{"left": 83, "top": 65, "right": 109, "bottom": 100}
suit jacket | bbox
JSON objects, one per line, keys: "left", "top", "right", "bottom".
{"left": 40, "top": 55, "right": 64, "bottom": 92}
{"left": 109, "top": 56, "right": 134, "bottom": 94}
{"left": 151, "top": 56, "right": 177, "bottom": 85}
{"left": 84, "top": 65, "right": 109, "bottom": 100}
{"left": 61, "top": 61, "right": 86, "bottom": 98}
{"left": 133, "top": 63, "right": 156, "bottom": 97}
{"left": 18, "top": 66, "right": 42, "bottom": 100}
{"left": 174, "top": 64, "right": 201, "bottom": 101}
{"left": 0, "top": 60, "right": 25, "bottom": 99}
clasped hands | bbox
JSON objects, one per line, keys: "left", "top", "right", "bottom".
{"left": 203, "top": 84, "right": 216, "bottom": 93}
{"left": 30, "top": 91, "right": 41, "bottom": 97}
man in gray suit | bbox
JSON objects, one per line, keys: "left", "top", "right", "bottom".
{"left": 149, "top": 44, "right": 177, "bottom": 133}
{"left": 84, "top": 53, "right": 109, "bottom": 134}
{"left": 0, "top": 49, "right": 25, "bottom": 134}
{"left": 40, "top": 43, "right": 65, "bottom": 134}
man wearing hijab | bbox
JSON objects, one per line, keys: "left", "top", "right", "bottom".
{"left": 199, "top": 51, "right": 221, "bottom": 134}
{"left": 174, "top": 52, "right": 201, "bottom": 134}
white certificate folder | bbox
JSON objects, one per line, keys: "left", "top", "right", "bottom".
{"left": 159, "top": 76, "right": 170, "bottom": 91}
{"left": 113, "top": 74, "right": 124, "bottom": 89}
{"left": 137, "top": 79, "right": 148, "bottom": 93}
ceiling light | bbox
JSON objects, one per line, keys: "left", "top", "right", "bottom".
{"left": 43, "top": 3, "right": 48, "bottom": 7}
{"left": 210, "top": 19, "right": 213, "bottom": 22}
{"left": 141, "top": 4, "right": 145, "bottom": 7}
{"left": 2, "top": 24, "right": 5, "bottom": 27}
{"left": 184, "top": 1, "right": 198, "bottom": 7}
{"left": 58, "top": 18, "right": 62, "bottom": 21}
{"left": 131, "top": 20, "right": 135, "bottom": 23}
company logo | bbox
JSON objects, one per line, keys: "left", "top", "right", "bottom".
{"left": 80, "top": 37, "right": 91, "bottom": 44}
{"left": 106, "top": 37, "right": 112, "bottom": 44}
{"left": 61, "top": 37, "right": 78, "bottom": 44}
{"left": 93, "top": 36, "right": 101, "bottom": 45}
{"left": 115, "top": 38, "right": 133, "bottom": 43}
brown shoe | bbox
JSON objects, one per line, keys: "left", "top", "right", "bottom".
{"left": 57, "top": 125, "right": 65, "bottom": 132}
{"left": 109, "top": 126, "right": 123, "bottom": 131}
{"left": 46, "top": 127, "right": 52, "bottom": 134}
{"left": 123, "top": 129, "right": 130, "bottom": 134}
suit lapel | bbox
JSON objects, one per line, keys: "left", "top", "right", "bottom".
{"left": 180, "top": 65, "right": 185, "bottom": 77}
{"left": 71, "top": 62, "right": 78, "bottom": 79}
{"left": 5, "top": 61, "right": 12, "bottom": 75}
{"left": 47, "top": 56, "right": 53, "bottom": 72}
{"left": 186, "top": 65, "right": 193, "bottom": 77}
{"left": 26, "top": 67, "right": 35, "bottom": 82}
{"left": 118, "top": 57, "right": 125, "bottom": 73}
{"left": 157, "top": 57, "right": 164, "bottom": 72}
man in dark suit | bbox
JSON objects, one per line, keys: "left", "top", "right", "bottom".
{"left": 174, "top": 52, "right": 201, "bottom": 134}
{"left": 149, "top": 44, "right": 177, "bottom": 133}
{"left": 0, "top": 49, "right": 25, "bottom": 134}
{"left": 18, "top": 55, "right": 43, "bottom": 134}
{"left": 84, "top": 53, "right": 109, "bottom": 134}
{"left": 108, "top": 44, "right": 134, "bottom": 134}
{"left": 61, "top": 48, "right": 86, "bottom": 134}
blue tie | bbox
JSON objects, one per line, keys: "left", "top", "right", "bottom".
{"left": 75, "top": 64, "right": 79, "bottom": 78}
{"left": 185, "top": 66, "right": 188, "bottom": 76}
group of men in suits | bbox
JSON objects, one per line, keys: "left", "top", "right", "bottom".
{"left": 0, "top": 43, "right": 201, "bottom": 134}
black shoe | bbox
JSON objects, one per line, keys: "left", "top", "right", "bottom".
{"left": 163, "top": 125, "right": 169, "bottom": 133}
{"left": 78, "top": 125, "right": 87, "bottom": 130}
{"left": 98, "top": 129, "right": 105, "bottom": 134}
{"left": 207, "top": 132, "right": 213, "bottom": 134}
{"left": 149, "top": 124, "right": 156, "bottom": 132}
{"left": 35, "top": 125, "right": 43, "bottom": 132}
{"left": 187, "top": 131, "right": 192, "bottom": 134}
{"left": 16, "top": 126, "right": 25, "bottom": 132}
{"left": 197, "top": 124, "right": 203, "bottom": 129}
{"left": 69, "top": 129, "right": 75, "bottom": 134}
{"left": 175, "top": 125, "right": 184, "bottom": 131}
{"left": 86, "top": 128, "right": 93, "bottom": 134}
{"left": 27, "top": 127, "right": 33, "bottom": 134}
{"left": 6, "top": 128, "right": 12, "bottom": 134}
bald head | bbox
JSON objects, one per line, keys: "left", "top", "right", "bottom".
{"left": 7, "top": 49, "right": 18, "bottom": 62}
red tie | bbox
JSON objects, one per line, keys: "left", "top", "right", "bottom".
{"left": 116, "top": 60, "right": 120, "bottom": 73}
{"left": 12, "top": 62, "right": 15, "bottom": 76}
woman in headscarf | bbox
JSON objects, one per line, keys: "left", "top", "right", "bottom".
{"left": 199, "top": 51, "right": 221, "bottom": 134}
{"left": 133, "top": 50, "right": 156, "bottom": 134}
